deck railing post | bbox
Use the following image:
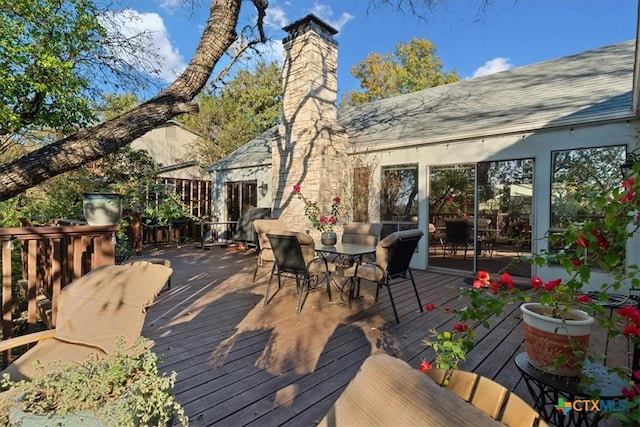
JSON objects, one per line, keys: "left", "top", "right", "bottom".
{"left": 0, "top": 224, "right": 118, "bottom": 367}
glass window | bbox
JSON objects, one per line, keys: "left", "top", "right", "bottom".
{"left": 381, "top": 165, "right": 418, "bottom": 221}
{"left": 381, "top": 165, "right": 418, "bottom": 237}
{"left": 551, "top": 146, "right": 626, "bottom": 229}
{"left": 550, "top": 146, "right": 626, "bottom": 266}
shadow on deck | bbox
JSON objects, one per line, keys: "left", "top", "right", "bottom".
{"left": 140, "top": 245, "right": 629, "bottom": 427}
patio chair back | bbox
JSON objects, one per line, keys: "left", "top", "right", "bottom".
{"left": 445, "top": 218, "right": 471, "bottom": 259}
{"left": 268, "top": 232, "right": 308, "bottom": 274}
{"left": 265, "top": 232, "right": 331, "bottom": 314}
{"left": 341, "top": 222, "right": 383, "bottom": 246}
{"left": 252, "top": 219, "right": 288, "bottom": 281}
{"left": 376, "top": 229, "right": 423, "bottom": 278}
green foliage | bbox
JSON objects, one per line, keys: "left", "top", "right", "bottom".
{"left": 342, "top": 38, "right": 459, "bottom": 105}
{"left": 180, "top": 61, "right": 282, "bottom": 166}
{"left": 0, "top": 337, "right": 188, "bottom": 426}
{"left": 0, "top": 0, "right": 103, "bottom": 137}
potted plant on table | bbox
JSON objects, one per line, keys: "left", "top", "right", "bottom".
{"left": 0, "top": 337, "right": 188, "bottom": 426}
{"left": 422, "top": 162, "right": 640, "bottom": 424}
{"left": 293, "top": 185, "right": 342, "bottom": 246}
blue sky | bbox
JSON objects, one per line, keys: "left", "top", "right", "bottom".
{"left": 117, "top": 0, "right": 638, "bottom": 99}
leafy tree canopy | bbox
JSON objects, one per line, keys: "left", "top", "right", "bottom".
{"left": 342, "top": 38, "right": 460, "bottom": 106}
{"left": 180, "top": 61, "right": 282, "bottom": 166}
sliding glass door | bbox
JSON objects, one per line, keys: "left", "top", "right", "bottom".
{"left": 428, "top": 159, "right": 534, "bottom": 279}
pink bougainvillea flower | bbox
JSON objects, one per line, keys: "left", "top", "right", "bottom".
{"left": 576, "top": 294, "right": 591, "bottom": 303}
{"left": 424, "top": 303, "right": 436, "bottom": 312}
{"left": 419, "top": 360, "right": 433, "bottom": 372}
{"left": 531, "top": 276, "right": 543, "bottom": 290}
{"left": 293, "top": 184, "right": 301, "bottom": 193}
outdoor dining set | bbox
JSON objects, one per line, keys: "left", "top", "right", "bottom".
{"left": 252, "top": 220, "right": 425, "bottom": 323}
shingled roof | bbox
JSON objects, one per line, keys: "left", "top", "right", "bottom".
{"left": 211, "top": 40, "right": 636, "bottom": 170}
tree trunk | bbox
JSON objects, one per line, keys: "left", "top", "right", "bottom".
{"left": 0, "top": 0, "right": 242, "bottom": 201}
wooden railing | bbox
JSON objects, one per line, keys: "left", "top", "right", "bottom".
{"left": 0, "top": 224, "right": 118, "bottom": 366}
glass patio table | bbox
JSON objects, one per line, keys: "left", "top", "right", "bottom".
{"left": 315, "top": 242, "right": 377, "bottom": 301}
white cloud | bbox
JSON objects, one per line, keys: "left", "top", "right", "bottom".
{"left": 103, "top": 9, "right": 186, "bottom": 83}
{"left": 266, "top": 6, "right": 289, "bottom": 29}
{"left": 471, "top": 57, "right": 513, "bottom": 78}
{"left": 310, "top": 3, "right": 354, "bottom": 32}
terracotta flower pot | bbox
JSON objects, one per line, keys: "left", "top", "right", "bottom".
{"left": 520, "top": 302, "right": 594, "bottom": 377}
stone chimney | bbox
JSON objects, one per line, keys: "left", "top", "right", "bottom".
{"left": 272, "top": 14, "right": 348, "bottom": 235}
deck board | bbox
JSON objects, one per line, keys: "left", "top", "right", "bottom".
{"left": 139, "top": 245, "right": 627, "bottom": 426}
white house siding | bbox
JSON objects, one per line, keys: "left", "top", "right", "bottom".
{"left": 367, "top": 119, "right": 639, "bottom": 288}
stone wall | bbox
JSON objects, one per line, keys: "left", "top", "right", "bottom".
{"left": 272, "top": 15, "right": 348, "bottom": 236}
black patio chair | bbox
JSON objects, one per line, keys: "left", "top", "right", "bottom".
{"left": 344, "top": 229, "right": 424, "bottom": 323}
{"left": 444, "top": 219, "right": 471, "bottom": 259}
{"left": 265, "top": 232, "right": 334, "bottom": 314}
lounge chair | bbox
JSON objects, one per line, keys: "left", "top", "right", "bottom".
{"left": 0, "top": 262, "right": 172, "bottom": 381}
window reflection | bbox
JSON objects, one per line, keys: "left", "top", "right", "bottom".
{"left": 381, "top": 164, "right": 418, "bottom": 237}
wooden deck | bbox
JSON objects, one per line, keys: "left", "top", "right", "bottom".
{"left": 141, "top": 245, "right": 630, "bottom": 427}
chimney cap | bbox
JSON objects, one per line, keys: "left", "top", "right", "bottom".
{"left": 282, "top": 14, "right": 338, "bottom": 37}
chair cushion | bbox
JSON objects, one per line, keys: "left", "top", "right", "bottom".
{"left": 342, "top": 222, "right": 383, "bottom": 246}
{"left": 318, "top": 353, "right": 503, "bottom": 427}
{"left": 54, "top": 263, "right": 172, "bottom": 354}
{"left": 343, "top": 263, "right": 382, "bottom": 282}
{"left": 1, "top": 338, "right": 107, "bottom": 382}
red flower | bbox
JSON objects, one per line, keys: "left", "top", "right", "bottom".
{"left": 621, "top": 384, "right": 639, "bottom": 398}
{"left": 488, "top": 280, "right": 500, "bottom": 295}
{"left": 571, "top": 259, "right": 583, "bottom": 267}
{"left": 576, "top": 294, "right": 591, "bottom": 303}
{"left": 419, "top": 360, "right": 433, "bottom": 372}
{"left": 444, "top": 307, "right": 452, "bottom": 314}
{"left": 499, "top": 272, "right": 514, "bottom": 287}
{"left": 531, "top": 276, "right": 543, "bottom": 290}
{"left": 544, "top": 279, "right": 561, "bottom": 291}
{"left": 622, "top": 325, "right": 638, "bottom": 336}
{"left": 477, "top": 271, "right": 490, "bottom": 283}
{"left": 576, "top": 232, "right": 588, "bottom": 248}
{"left": 329, "top": 216, "right": 337, "bottom": 224}
{"left": 622, "top": 177, "right": 635, "bottom": 189}
{"left": 293, "top": 184, "right": 301, "bottom": 193}
{"left": 473, "top": 279, "right": 487, "bottom": 289}
{"left": 333, "top": 196, "right": 341, "bottom": 203}
{"left": 453, "top": 323, "right": 469, "bottom": 332}
{"left": 319, "top": 216, "right": 328, "bottom": 224}
{"left": 424, "top": 303, "right": 436, "bottom": 312}
{"left": 634, "top": 370, "right": 640, "bottom": 381}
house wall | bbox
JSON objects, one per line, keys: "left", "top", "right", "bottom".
{"left": 131, "top": 122, "right": 205, "bottom": 180}
{"left": 210, "top": 165, "right": 272, "bottom": 221}
{"left": 366, "top": 119, "right": 639, "bottom": 288}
